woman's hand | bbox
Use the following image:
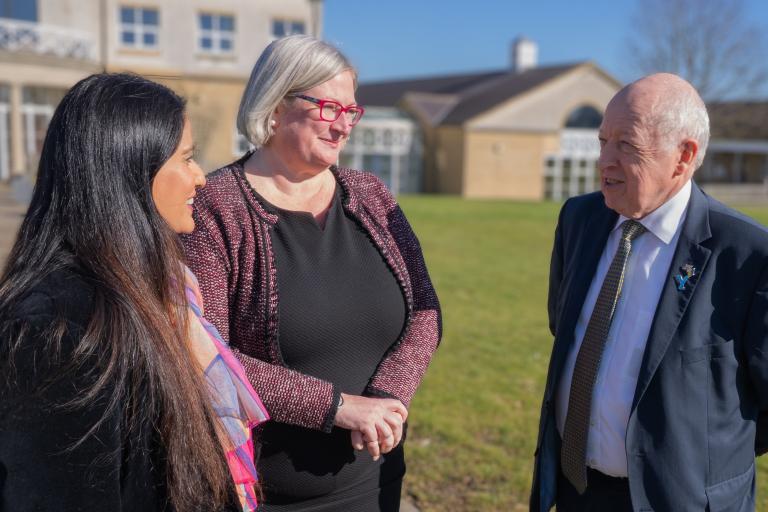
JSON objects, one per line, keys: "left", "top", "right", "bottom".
{"left": 334, "top": 394, "right": 407, "bottom": 460}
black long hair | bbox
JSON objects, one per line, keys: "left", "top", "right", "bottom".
{"left": 0, "top": 73, "right": 232, "bottom": 510}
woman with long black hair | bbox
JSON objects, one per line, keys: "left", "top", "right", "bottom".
{"left": 0, "top": 73, "right": 268, "bottom": 511}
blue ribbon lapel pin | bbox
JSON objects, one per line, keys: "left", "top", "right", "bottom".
{"left": 674, "top": 263, "right": 697, "bottom": 291}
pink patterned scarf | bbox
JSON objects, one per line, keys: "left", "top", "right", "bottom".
{"left": 183, "top": 266, "right": 269, "bottom": 511}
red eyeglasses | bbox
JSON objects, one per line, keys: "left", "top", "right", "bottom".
{"left": 291, "top": 94, "right": 365, "bottom": 125}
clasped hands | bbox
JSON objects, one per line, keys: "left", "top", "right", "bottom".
{"left": 333, "top": 393, "right": 407, "bottom": 461}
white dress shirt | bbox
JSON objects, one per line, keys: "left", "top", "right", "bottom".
{"left": 555, "top": 180, "right": 692, "bottom": 477}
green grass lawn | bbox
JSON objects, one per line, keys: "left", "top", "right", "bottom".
{"left": 397, "top": 195, "right": 768, "bottom": 511}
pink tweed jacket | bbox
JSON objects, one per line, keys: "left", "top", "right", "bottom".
{"left": 181, "top": 154, "right": 442, "bottom": 433}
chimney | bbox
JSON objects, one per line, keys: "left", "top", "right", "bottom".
{"left": 511, "top": 37, "right": 537, "bottom": 73}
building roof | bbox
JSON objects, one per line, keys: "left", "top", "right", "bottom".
{"left": 356, "top": 63, "right": 589, "bottom": 125}
{"left": 356, "top": 70, "right": 507, "bottom": 106}
{"left": 707, "top": 101, "right": 768, "bottom": 140}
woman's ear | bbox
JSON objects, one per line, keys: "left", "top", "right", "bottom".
{"left": 271, "top": 102, "right": 285, "bottom": 128}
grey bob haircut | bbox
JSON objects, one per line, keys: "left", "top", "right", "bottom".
{"left": 236, "top": 35, "right": 357, "bottom": 149}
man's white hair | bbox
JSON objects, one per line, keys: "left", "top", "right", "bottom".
{"left": 649, "top": 81, "right": 710, "bottom": 169}
{"left": 236, "top": 35, "right": 357, "bottom": 149}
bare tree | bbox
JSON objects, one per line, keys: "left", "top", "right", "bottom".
{"left": 626, "top": 0, "right": 768, "bottom": 100}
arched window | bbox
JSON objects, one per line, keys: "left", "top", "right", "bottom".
{"left": 564, "top": 105, "right": 602, "bottom": 129}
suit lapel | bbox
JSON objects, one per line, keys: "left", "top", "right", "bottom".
{"left": 631, "top": 183, "right": 713, "bottom": 410}
{"left": 548, "top": 201, "right": 617, "bottom": 396}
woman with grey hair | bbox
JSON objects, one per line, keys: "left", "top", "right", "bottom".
{"left": 182, "top": 35, "right": 442, "bottom": 511}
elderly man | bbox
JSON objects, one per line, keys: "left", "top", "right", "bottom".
{"left": 530, "top": 73, "right": 768, "bottom": 512}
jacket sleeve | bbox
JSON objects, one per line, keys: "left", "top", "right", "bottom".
{"left": 746, "top": 261, "right": 768, "bottom": 455}
{"left": 0, "top": 314, "right": 123, "bottom": 511}
{"left": 548, "top": 201, "right": 568, "bottom": 337}
{"left": 182, "top": 207, "right": 340, "bottom": 433}
{"left": 365, "top": 200, "right": 442, "bottom": 408}
{"left": 234, "top": 350, "right": 339, "bottom": 432}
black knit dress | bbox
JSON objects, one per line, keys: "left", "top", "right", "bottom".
{"left": 255, "top": 185, "right": 408, "bottom": 511}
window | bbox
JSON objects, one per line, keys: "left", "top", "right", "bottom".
{"left": 0, "top": 0, "right": 37, "bottom": 22}
{"left": 362, "top": 129, "right": 375, "bottom": 148}
{"left": 199, "top": 13, "right": 235, "bottom": 54}
{"left": 363, "top": 154, "right": 392, "bottom": 189}
{"left": 21, "top": 87, "right": 65, "bottom": 173}
{"left": 564, "top": 105, "right": 602, "bottom": 129}
{"left": 544, "top": 157, "right": 556, "bottom": 199}
{"left": 119, "top": 6, "right": 159, "bottom": 49}
{"left": 543, "top": 156, "right": 599, "bottom": 200}
{"left": 341, "top": 118, "right": 423, "bottom": 194}
{"left": 272, "top": 19, "right": 305, "bottom": 38}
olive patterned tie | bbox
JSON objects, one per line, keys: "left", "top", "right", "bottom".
{"left": 560, "top": 219, "right": 647, "bottom": 494}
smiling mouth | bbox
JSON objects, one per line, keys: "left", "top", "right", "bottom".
{"left": 320, "top": 135, "right": 345, "bottom": 146}
{"left": 603, "top": 177, "right": 624, "bottom": 186}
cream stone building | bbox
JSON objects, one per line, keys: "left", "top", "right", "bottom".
{"left": 0, "top": 0, "right": 322, "bottom": 179}
{"left": 697, "top": 101, "right": 768, "bottom": 204}
{"left": 350, "top": 39, "right": 622, "bottom": 199}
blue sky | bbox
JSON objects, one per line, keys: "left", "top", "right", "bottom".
{"left": 324, "top": 0, "right": 768, "bottom": 98}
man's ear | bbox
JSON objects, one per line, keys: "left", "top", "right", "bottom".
{"left": 676, "top": 139, "right": 698, "bottom": 176}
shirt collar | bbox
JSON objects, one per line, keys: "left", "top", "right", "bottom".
{"left": 613, "top": 180, "right": 692, "bottom": 245}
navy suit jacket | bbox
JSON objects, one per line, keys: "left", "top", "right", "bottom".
{"left": 531, "top": 183, "right": 768, "bottom": 512}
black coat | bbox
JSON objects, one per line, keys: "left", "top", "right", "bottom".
{"left": 0, "top": 267, "right": 238, "bottom": 511}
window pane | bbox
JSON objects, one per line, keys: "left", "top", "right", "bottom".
{"left": 272, "top": 20, "right": 285, "bottom": 37}
{"left": 291, "top": 22, "right": 305, "bottom": 34}
{"left": 220, "top": 15, "right": 234, "bottom": 32}
{"left": 544, "top": 176, "right": 555, "bottom": 199}
{"left": 363, "top": 154, "right": 392, "bottom": 187}
{"left": 32, "top": 114, "right": 48, "bottom": 156}
{"left": 220, "top": 38, "right": 232, "bottom": 51}
{"left": 200, "top": 37, "right": 212, "bottom": 49}
{"left": 122, "top": 31, "right": 135, "bottom": 44}
{"left": 3, "top": 0, "right": 38, "bottom": 21}
{"left": 565, "top": 105, "right": 603, "bottom": 129}
{"left": 578, "top": 176, "right": 587, "bottom": 194}
{"left": 200, "top": 14, "right": 212, "bottom": 30}
{"left": 143, "top": 32, "right": 156, "bottom": 46}
{"left": 120, "top": 7, "right": 134, "bottom": 24}
{"left": 22, "top": 86, "right": 65, "bottom": 106}
{"left": 142, "top": 8, "right": 158, "bottom": 26}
